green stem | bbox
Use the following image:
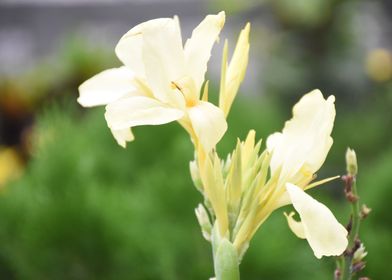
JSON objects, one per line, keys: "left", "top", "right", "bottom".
{"left": 211, "top": 225, "right": 240, "bottom": 280}
{"left": 213, "top": 239, "right": 240, "bottom": 280}
{"left": 340, "top": 177, "right": 360, "bottom": 280}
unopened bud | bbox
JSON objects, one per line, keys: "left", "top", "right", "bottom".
{"left": 353, "top": 243, "right": 368, "bottom": 263}
{"left": 352, "top": 261, "right": 366, "bottom": 273}
{"left": 334, "top": 269, "right": 341, "bottom": 280}
{"left": 346, "top": 191, "right": 359, "bottom": 203}
{"left": 360, "top": 204, "right": 372, "bottom": 219}
{"left": 190, "top": 160, "right": 203, "bottom": 192}
{"left": 346, "top": 148, "right": 358, "bottom": 176}
{"left": 195, "top": 204, "right": 212, "bottom": 241}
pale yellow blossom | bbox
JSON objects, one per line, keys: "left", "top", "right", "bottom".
{"left": 192, "top": 90, "right": 348, "bottom": 260}
{"left": 78, "top": 12, "right": 250, "bottom": 152}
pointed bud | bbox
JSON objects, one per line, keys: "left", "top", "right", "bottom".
{"left": 195, "top": 204, "right": 212, "bottom": 241}
{"left": 346, "top": 148, "right": 358, "bottom": 176}
{"left": 360, "top": 204, "right": 372, "bottom": 219}
{"left": 219, "top": 23, "right": 250, "bottom": 117}
{"left": 353, "top": 243, "right": 368, "bottom": 263}
{"left": 190, "top": 160, "right": 203, "bottom": 192}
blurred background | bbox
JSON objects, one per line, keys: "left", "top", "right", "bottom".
{"left": 0, "top": 0, "right": 391, "bottom": 279}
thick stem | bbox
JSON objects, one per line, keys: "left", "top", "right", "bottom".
{"left": 211, "top": 225, "right": 240, "bottom": 280}
{"left": 213, "top": 239, "right": 240, "bottom": 280}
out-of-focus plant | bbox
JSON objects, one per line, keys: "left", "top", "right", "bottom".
{"left": 270, "top": 0, "right": 334, "bottom": 28}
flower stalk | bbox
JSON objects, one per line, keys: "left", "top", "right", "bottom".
{"left": 212, "top": 225, "right": 240, "bottom": 280}
{"left": 335, "top": 148, "right": 370, "bottom": 280}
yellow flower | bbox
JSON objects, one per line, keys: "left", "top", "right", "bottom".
{"left": 78, "top": 12, "right": 250, "bottom": 152}
{"left": 193, "top": 90, "right": 348, "bottom": 260}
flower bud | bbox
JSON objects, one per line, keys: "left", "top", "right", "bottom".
{"left": 190, "top": 160, "right": 203, "bottom": 192}
{"left": 353, "top": 243, "right": 368, "bottom": 263}
{"left": 345, "top": 148, "right": 358, "bottom": 176}
{"left": 360, "top": 204, "right": 372, "bottom": 219}
{"left": 195, "top": 204, "right": 212, "bottom": 241}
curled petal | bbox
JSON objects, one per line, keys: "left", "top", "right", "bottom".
{"left": 115, "top": 18, "right": 172, "bottom": 77}
{"left": 110, "top": 128, "right": 134, "bottom": 148}
{"left": 284, "top": 212, "right": 306, "bottom": 239}
{"left": 187, "top": 101, "right": 227, "bottom": 152}
{"left": 78, "top": 67, "right": 137, "bottom": 107}
{"left": 286, "top": 183, "right": 348, "bottom": 259}
{"left": 184, "top": 11, "right": 225, "bottom": 94}
{"left": 267, "top": 90, "right": 335, "bottom": 180}
{"left": 105, "top": 96, "right": 184, "bottom": 130}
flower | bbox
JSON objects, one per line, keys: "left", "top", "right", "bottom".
{"left": 78, "top": 12, "right": 249, "bottom": 152}
{"left": 266, "top": 90, "right": 347, "bottom": 258}
{"left": 192, "top": 90, "right": 348, "bottom": 260}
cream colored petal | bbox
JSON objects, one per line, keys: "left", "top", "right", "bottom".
{"left": 221, "top": 22, "right": 250, "bottom": 117}
{"left": 105, "top": 96, "right": 184, "bottom": 130}
{"left": 115, "top": 18, "right": 172, "bottom": 77}
{"left": 110, "top": 128, "right": 134, "bottom": 148}
{"left": 141, "top": 16, "right": 186, "bottom": 106}
{"left": 286, "top": 183, "right": 348, "bottom": 259}
{"left": 77, "top": 67, "right": 137, "bottom": 107}
{"left": 266, "top": 132, "right": 282, "bottom": 153}
{"left": 267, "top": 90, "right": 335, "bottom": 179}
{"left": 187, "top": 101, "right": 227, "bottom": 152}
{"left": 184, "top": 11, "right": 225, "bottom": 94}
{"left": 284, "top": 212, "right": 306, "bottom": 239}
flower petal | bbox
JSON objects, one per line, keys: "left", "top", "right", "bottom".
{"left": 267, "top": 90, "right": 335, "bottom": 180}
{"left": 141, "top": 16, "right": 186, "bottom": 106}
{"left": 284, "top": 211, "right": 306, "bottom": 239}
{"left": 221, "top": 22, "right": 250, "bottom": 117}
{"left": 187, "top": 101, "right": 227, "bottom": 152}
{"left": 184, "top": 11, "right": 225, "bottom": 94}
{"left": 110, "top": 128, "right": 134, "bottom": 148}
{"left": 105, "top": 96, "right": 184, "bottom": 130}
{"left": 115, "top": 18, "right": 172, "bottom": 77}
{"left": 78, "top": 67, "right": 137, "bottom": 107}
{"left": 286, "top": 183, "right": 348, "bottom": 259}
